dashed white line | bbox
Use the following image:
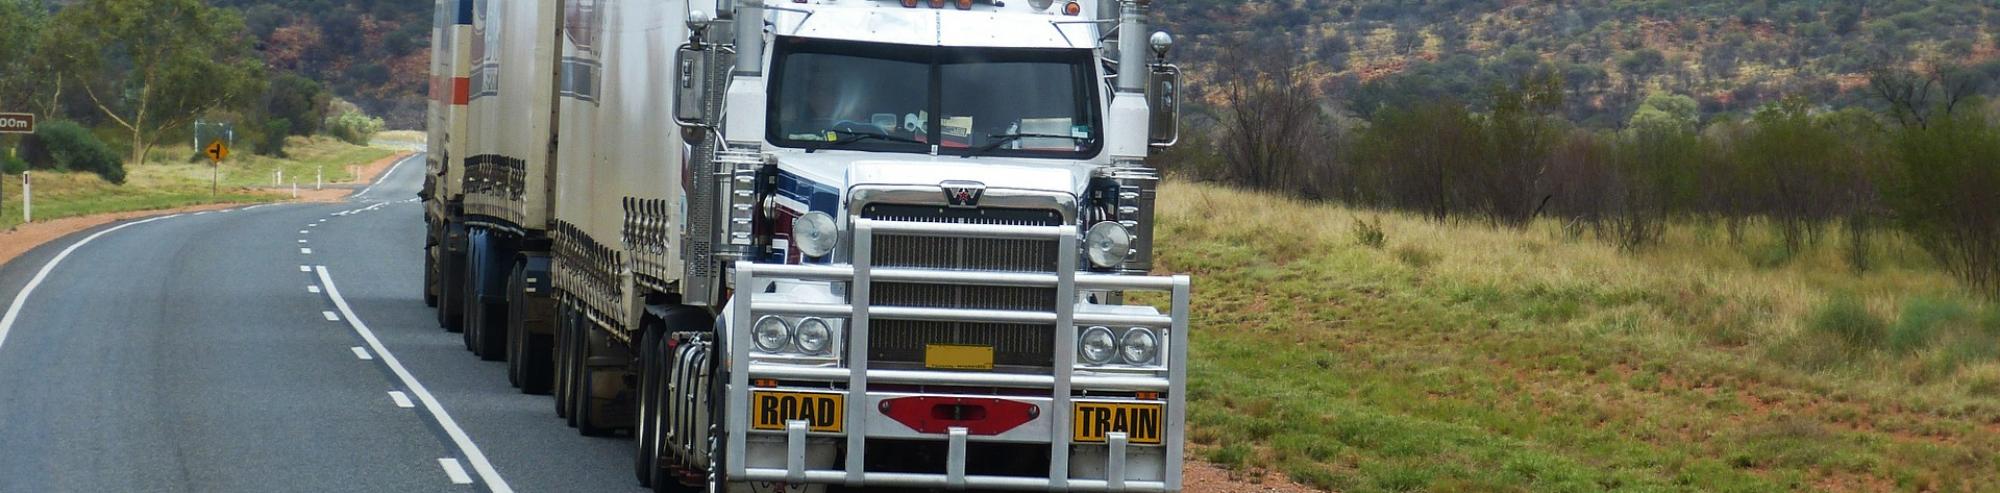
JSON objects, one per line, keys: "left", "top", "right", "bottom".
{"left": 351, "top": 346, "right": 373, "bottom": 360}
{"left": 321, "top": 311, "right": 340, "bottom": 321}
{"left": 438, "top": 458, "right": 474, "bottom": 485}
{"left": 299, "top": 230, "right": 309, "bottom": 234}
{"left": 388, "top": 391, "right": 414, "bottom": 408}
{"left": 300, "top": 248, "right": 312, "bottom": 255}
{"left": 298, "top": 239, "right": 308, "bottom": 244}
{"left": 0, "top": 215, "right": 181, "bottom": 353}
{"left": 300, "top": 265, "right": 312, "bottom": 272}
{"left": 307, "top": 285, "right": 321, "bottom": 294}
{"left": 315, "top": 267, "right": 512, "bottom": 492}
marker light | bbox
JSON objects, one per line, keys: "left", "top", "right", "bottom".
{"left": 902, "top": 0, "right": 918, "bottom": 7}
{"left": 1063, "top": 1, "right": 1080, "bottom": 15}
{"left": 955, "top": 0, "right": 972, "bottom": 9}
{"left": 929, "top": 0, "right": 945, "bottom": 8}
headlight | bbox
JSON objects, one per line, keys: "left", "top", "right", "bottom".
{"left": 793, "top": 211, "right": 838, "bottom": 258}
{"left": 752, "top": 316, "right": 792, "bottom": 352}
{"left": 794, "top": 317, "right": 832, "bottom": 354}
{"left": 1079, "top": 326, "right": 1116, "bottom": 364}
{"left": 1084, "top": 221, "right": 1132, "bottom": 268}
{"left": 1120, "top": 328, "right": 1159, "bottom": 365}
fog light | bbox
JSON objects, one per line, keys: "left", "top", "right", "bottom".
{"left": 1080, "top": 326, "right": 1116, "bottom": 364}
{"left": 753, "top": 316, "right": 792, "bottom": 352}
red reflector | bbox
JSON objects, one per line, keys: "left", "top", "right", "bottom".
{"left": 1136, "top": 391, "right": 1160, "bottom": 400}
{"left": 879, "top": 396, "right": 1039, "bottom": 436}
{"left": 451, "top": 77, "right": 471, "bottom": 105}
{"left": 753, "top": 379, "right": 777, "bottom": 388}
{"left": 1062, "top": 1, "right": 1079, "bottom": 15}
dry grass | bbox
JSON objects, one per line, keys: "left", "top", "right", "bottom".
{"left": 1153, "top": 181, "right": 2000, "bottom": 492}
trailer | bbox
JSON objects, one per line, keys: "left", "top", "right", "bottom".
{"left": 423, "top": 0, "right": 1188, "bottom": 489}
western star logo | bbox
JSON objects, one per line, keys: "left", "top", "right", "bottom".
{"left": 941, "top": 180, "right": 985, "bottom": 208}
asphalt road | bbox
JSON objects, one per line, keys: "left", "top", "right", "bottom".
{"left": 0, "top": 153, "right": 641, "bottom": 493}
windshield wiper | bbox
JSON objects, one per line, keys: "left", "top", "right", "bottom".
{"left": 824, "top": 128, "right": 925, "bottom": 148}
{"left": 965, "top": 133, "right": 1086, "bottom": 157}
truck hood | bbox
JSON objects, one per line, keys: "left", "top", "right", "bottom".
{"left": 772, "top": 151, "right": 1092, "bottom": 200}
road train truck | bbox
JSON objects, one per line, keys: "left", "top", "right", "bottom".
{"left": 423, "top": 0, "right": 1188, "bottom": 489}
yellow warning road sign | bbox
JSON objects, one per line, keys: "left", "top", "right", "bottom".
{"left": 205, "top": 139, "right": 229, "bottom": 163}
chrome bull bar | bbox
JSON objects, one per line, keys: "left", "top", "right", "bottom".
{"left": 728, "top": 217, "right": 1192, "bottom": 491}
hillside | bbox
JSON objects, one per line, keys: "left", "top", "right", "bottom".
{"left": 1152, "top": 180, "right": 2000, "bottom": 491}
{"left": 217, "top": 0, "right": 432, "bottom": 128}
{"left": 1154, "top": 0, "right": 2000, "bottom": 126}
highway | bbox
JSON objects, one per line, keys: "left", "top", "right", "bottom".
{"left": 0, "top": 153, "right": 639, "bottom": 492}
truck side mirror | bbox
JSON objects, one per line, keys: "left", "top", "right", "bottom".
{"left": 1146, "top": 65, "right": 1180, "bottom": 147}
{"left": 673, "top": 44, "right": 711, "bottom": 128}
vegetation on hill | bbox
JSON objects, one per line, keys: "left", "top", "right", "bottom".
{"left": 1154, "top": 0, "right": 2000, "bottom": 126}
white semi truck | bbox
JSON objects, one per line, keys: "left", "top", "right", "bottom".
{"left": 423, "top": 0, "right": 1188, "bottom": 489}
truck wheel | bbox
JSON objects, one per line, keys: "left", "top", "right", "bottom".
{"left": 462, "top": 253, "right": 480, "bottom": 352}
{"left": 576, "top": 369, "right": 616, "bottom": 437}
{"left": 437, "top": 224, "right": 466, "bottom": 332}
{"left": 423, "top": 242, "right": 439, "bottom": 308}
{"left": 634, "top": 326, "right": 662, "bottom": 486}
{"left": 555, "top": 305, "right": 573, "bottom": 420}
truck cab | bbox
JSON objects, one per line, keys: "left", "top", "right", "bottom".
{"left": 670, "top": 0, "right": 1190, "bottom": 490}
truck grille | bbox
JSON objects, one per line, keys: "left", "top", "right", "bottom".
{"left": 861, "top": 205, "right": 1064, "bottom": 371}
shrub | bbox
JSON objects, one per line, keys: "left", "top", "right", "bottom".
{"left": 1392, "top": 244, "right": 1438, "bottom": 269}
{"left": 1353, "top": 216, "right": 1386, "bottom": 249}
{"left": 28, "top": 121, "right": 125, "bottom": 184}
{"left": 324, "top": 99, "right": 385, "bottom": 146}
{"left": 1, "top": 153, "right": 24, "bottom": 175}
{"left": 255, "top": 118, "right": 291, "bottom": 157}
{"left": 1807, "top": 295, "right": 1886, "bottom": 350}
{"left": 1889, "top": 297, "right": 1971, "bottom": 353}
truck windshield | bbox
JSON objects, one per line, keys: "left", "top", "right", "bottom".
{"left": 768, "top": 37, "right": 1103, "bottom": 159}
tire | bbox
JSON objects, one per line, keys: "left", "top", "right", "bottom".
{"left": 556, "top": 305, "right": 574, "bottom": 422}
{"left": 423, "top": 240, "right": 440, "bottom": 308}
{"left": 462, "top": 255, "right": 480, "bottom": 352}
{"left": 437, "top": 225, "right": 466, "bottom": 333}
{"left": 635, "top": 327, "right": 662, "bottom": 487}
{"left": 507, "top": 263, "right": 527, "bottom": 387}
{"left": 576, "top": 368, "right": 615, "bottom": 437}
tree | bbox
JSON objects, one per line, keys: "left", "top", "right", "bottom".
{"left": 1627, "top": 92, "right": 1700, "bottom": 132}
{"left": 39, "top": 0, "right": 266, "bottom": 165}
{"left": 262, "top": 73, "right": 329, "bottom": 137}
{"left": 0, "top": 0, "right": 47, "bottom": 113}
{"left": 1217, "top": 39, "right": 1336, "bottom": 197}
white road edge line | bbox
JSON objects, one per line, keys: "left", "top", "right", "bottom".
{"left": 388, "top": 391, "right": 414, "bottom": 408}
{"left": 0, "top": 214, "right": 181, "bottom": 353}
{"left": 316, "top": 266, "right": 512, "bottom": 492}
{"left": 351, "top": 346, "right": 373, "bottom": 360}
{"left": 438, "top": 458, "right": 474, "bottom": 485}
{"left": 322, "top": 311, "right": 340, "bottom": 321}
{"left": 356, "top": 153, "right": 421, "bottom": 199}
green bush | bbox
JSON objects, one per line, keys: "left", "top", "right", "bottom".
{"left": 324, "top": 101, "right": 384, "bottom": 146}
{"left": 1888, "top": 297, "right": 1970, "bottom": 353}
{"left": 29, "top": 121, "right": 125, "bottom": 184}
{"left": 1354, "top": 216, "right": 1386, "bottom": 249}
{"left": 255, "top": 118, "right": 291, "bottom": 157}
{"left": 1, "top": 153, "right": 24, "bottom": 175}
{"left": 1807, "top": 295, "right": 1886, "bottom": 350}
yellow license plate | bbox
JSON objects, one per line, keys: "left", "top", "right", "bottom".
{"left": 924, "top": 344, "right": 994, "bottom": 370}
{"left": 1072, "top": 402, "right": 1164, "bottom": 445}
{"left": 750, "top": 391, "right": 844, "bottom": 433}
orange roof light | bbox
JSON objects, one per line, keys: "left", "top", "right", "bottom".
{"left": 929, "top": 0, "right": 945, "bottom": 8}
{"left": 955, "top": 0, "right": 972, "bottom": 9}
{"left": 1062, "top": 0, "right": 1080, "bottom": 15}
{"left": 902, "top": 0, "right": 918, "bottom": 7}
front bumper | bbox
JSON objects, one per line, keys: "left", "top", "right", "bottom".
{"left": 725, "top": 218, "right": 1191, "bottom": 491}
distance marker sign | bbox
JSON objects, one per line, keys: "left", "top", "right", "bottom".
{"left": 0, "top": 113, "right": 33, "bottom": 134}
{"left": 205, "top": 139, "right": 229, "bottom": 163}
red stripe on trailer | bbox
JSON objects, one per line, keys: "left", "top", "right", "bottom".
{"left": 452, "top": 77, "right": 470, "bottom": 105}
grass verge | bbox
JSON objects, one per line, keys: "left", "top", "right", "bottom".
{"left": 1145, "top": 181, "right": 2000, "bottom": 492}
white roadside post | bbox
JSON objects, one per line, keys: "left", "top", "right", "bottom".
{"left": 292, "top": 181, "right": 298, "bottom": 199}
{"left": 21, "top": 171, "right": 29, "bottom": 224}
{"left": 316, "top": 166, "right": 322, "bottom": 190}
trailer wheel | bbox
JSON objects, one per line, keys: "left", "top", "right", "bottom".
{"left": 423, "top": 241, "right": 439, "bottom": 308}
{"left": 556, "top": 305, "right": 575, "bottom": 422}
{"left": 462, "top": 251, "right": 481, "bottom": 352}
{"left": 576, "top": 368, "right": 616, "bottom": 437}
{"left": 635, "top": 325, "right": 663, "bottom": 487}
{"left": 437, "top": 223, "right": 467, "bottom": 332}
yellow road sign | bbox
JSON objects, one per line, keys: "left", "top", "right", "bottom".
{"left": 205, "top": 139, "right": 229, "bottom": 163}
